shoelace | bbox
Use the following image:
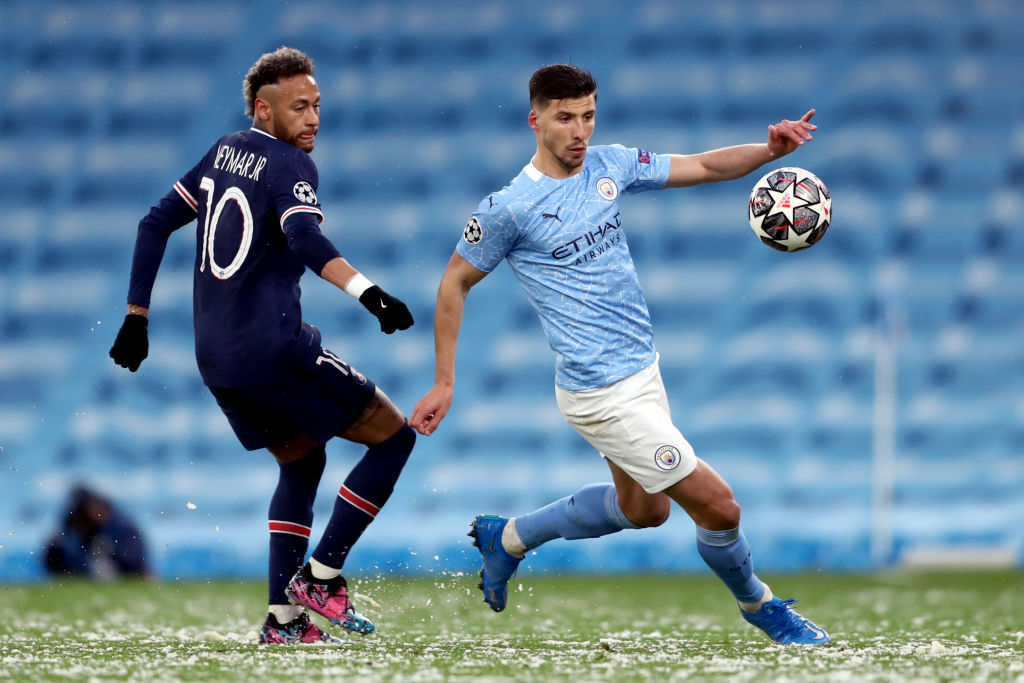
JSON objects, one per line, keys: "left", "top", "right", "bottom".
{"left": 768, "top": 598, "right": 798, "bottom": 613}
{"left": 768, "top": 599, "right": 817, "bottom": 638}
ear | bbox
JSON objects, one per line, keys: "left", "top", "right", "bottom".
{"left": 528, "top": 108, "right": 539, "bottom": 131}
{"left": 254, "top": 97, "right": 271, "bottom": 122}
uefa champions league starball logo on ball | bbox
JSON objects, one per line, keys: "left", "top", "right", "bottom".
{"left": 293, "top": 181, "right": 317, "bottom": 204}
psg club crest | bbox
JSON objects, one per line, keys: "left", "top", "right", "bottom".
{"left": 293, "top": 181, "right": 317, "bottom": 204}
{"left": 596, "top": 177, "right": 618, "bottom": 201}
{"left": 654, "top": 444, "right": 681, "bottom": 471}
{"left": 463, "top": 216, "right": 482, "bottom": 244}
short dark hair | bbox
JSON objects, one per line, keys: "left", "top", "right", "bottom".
{"left": 528, "top": 64, "right": 597, "bottom": 107}
{"left": 242, "top": 46, "right": 315, "bottom": 117}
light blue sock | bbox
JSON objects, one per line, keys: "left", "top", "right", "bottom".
{"left": 514, "top": 483, "right": 638, "bottom": 550}
{"left": 695, "top": 526, "right": 767, "bottom": 603}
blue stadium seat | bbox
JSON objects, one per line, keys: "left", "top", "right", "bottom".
{"left": 0, "top": 140, "right": 77, "bottom": 206}
{"left": 3, "top": 69, "right": 106, "bottom": 134}
{"left": 76, "top": 138, "right": 183, "bottom": 203}
{"left": 4, "top": 272, "right": 112, "bottom": 340}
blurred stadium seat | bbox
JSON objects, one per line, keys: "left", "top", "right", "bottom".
{"left": 1, "top": 0, "right": 1020, "bottom": 579}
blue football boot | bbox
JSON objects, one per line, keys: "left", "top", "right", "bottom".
{"left": 468, "top": 515, "right": 523, "bottom": 612}
{"left": 742, "top": 597, "right": 830, "bottom": 644}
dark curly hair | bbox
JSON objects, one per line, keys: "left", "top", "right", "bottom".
{"left": 528, "top": 64, "right": 597, "bottom": 107}
{"left": 242, "top": 46, "right": 315, "bottom": 118}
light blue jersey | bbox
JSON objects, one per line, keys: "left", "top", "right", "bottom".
{"left": 457, "top": 144, "right": 671, "bottom": 390}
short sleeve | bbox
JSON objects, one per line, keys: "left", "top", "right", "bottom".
{"left": 602, "top": 144, "right": 671, "bottom": 194}
{"left": 455, "top": 199, "right": 518, "bottom": 273}
{"left": 269, "top": 149, "right": 324, "bottom": 228}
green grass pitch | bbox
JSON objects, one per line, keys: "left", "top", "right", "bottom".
{"left": 2, "top": 570, "right": 1022, "bottom": 681}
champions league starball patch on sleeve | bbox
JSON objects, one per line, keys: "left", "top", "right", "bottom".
{"left": 463, "top": 216, "right": 483, "bottom": 244}
{"left": 293, "top": 181, "right": 317, "bottom": 204}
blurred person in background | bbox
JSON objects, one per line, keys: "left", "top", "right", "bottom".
{"left": 412, "top": 63, "right": 828, "bottom": 645}
{"left": 109, "top": 46, "right": 416, "bottom": 645}
{"left": 43, "top": 485, "right": 151, "bottom": 579}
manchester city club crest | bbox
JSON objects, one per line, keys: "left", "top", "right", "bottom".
{"left": 654, "top": 444, "right": 681, "bottom": 471}
{"left": 596, "top": 177, "right": 618, "bottom": 200}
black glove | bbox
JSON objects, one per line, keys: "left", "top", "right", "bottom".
{"left": 358, "top": 285, "right": 414, "bottom": 334}
{"left": 109, "top": 314, "right": 149, "bottom": 371}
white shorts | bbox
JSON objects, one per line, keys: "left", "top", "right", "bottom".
{"left": 555, "top": 357, "right": 698, "bottom": 494}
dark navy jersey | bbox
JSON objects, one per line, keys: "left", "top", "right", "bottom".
{"left": 127, "top": 127, "right": 340, "bottom": 388}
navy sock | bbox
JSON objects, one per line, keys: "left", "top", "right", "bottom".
{"left": 695, "top": 526, "right": 767, "bottom": 603}
{"left": 515, "top": 483, "right": 638, "bottom": 549}
{"left": 312, "top": 424, "right": 415, "bottom": 569}
{"left": 268, "top": 447, "right": 326, "bottom": 605}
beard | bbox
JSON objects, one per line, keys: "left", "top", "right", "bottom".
{"left": 551, "top": 144, "right": 587, "bottom": 174}
{"left": 559, "top": 152, "right": 585, "bottom": 168}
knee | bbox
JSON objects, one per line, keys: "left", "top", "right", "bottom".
{"left": 278, "top": 445, "right": 326, "bottom": 481}
{"left": 392, "top": 422, "right": 416, "bottom": 453}
{"left": 626, "top": 498, "right": 672, "bottom": 528}
{"left": 372, "top": 422, "right": 416, "bottom": 461}
{"left": 704, "top": 497, "right": 741, "bottom": 530}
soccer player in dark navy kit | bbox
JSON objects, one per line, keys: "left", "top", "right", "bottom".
{"left": 110, "top": 47, "right": 416, "bottom": 645}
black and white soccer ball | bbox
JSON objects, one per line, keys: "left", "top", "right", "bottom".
{"left": 747, "top": 167, "right": 831, "bottom": 252}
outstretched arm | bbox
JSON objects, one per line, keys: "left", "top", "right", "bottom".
{"left": 664, "top": 109, "right": 817, "bottom": 188}
{"left": 410, "top": 252, "right": 489, "bottom": 435}
{"left": 320, "top": 256, "right": 413, "bottom": 334}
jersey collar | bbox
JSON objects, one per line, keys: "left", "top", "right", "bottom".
{"left": 250, "top": 126, "right": 277, "bottom": 140}
{"left": 524, "top": 158, "right": 587, "bottom": 182}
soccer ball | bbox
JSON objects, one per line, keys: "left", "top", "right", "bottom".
{"left": 747, "top": 167, "right": 831, "bottom": 252}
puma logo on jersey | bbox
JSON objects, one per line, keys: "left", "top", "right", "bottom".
{"left": 542, "top": 209, "right": 562, "bottom": 222}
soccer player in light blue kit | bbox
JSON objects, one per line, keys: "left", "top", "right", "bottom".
{"left": 411, "top": 64, "right": 829, "bottom": 645}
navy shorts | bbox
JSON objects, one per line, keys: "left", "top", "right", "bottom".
{"left": 209, "top": 348, "right": 377, "bottom": 451}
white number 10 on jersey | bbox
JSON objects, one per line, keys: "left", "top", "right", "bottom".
{"left": 199, "top": 176, "right": 254, "bottom": 280}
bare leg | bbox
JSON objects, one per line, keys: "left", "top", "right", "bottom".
{"left": 661, "top": 458, "right": 741, "bottom": 530}
{"left": 340, "top": 388, "right": 407, "bottom": 445}
{"left": 605, "top": 459, "right": 671, "bottom": 528}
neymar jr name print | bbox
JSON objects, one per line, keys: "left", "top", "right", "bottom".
{"left": 213, "top": 144, "right": 268, "bottom": 182}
